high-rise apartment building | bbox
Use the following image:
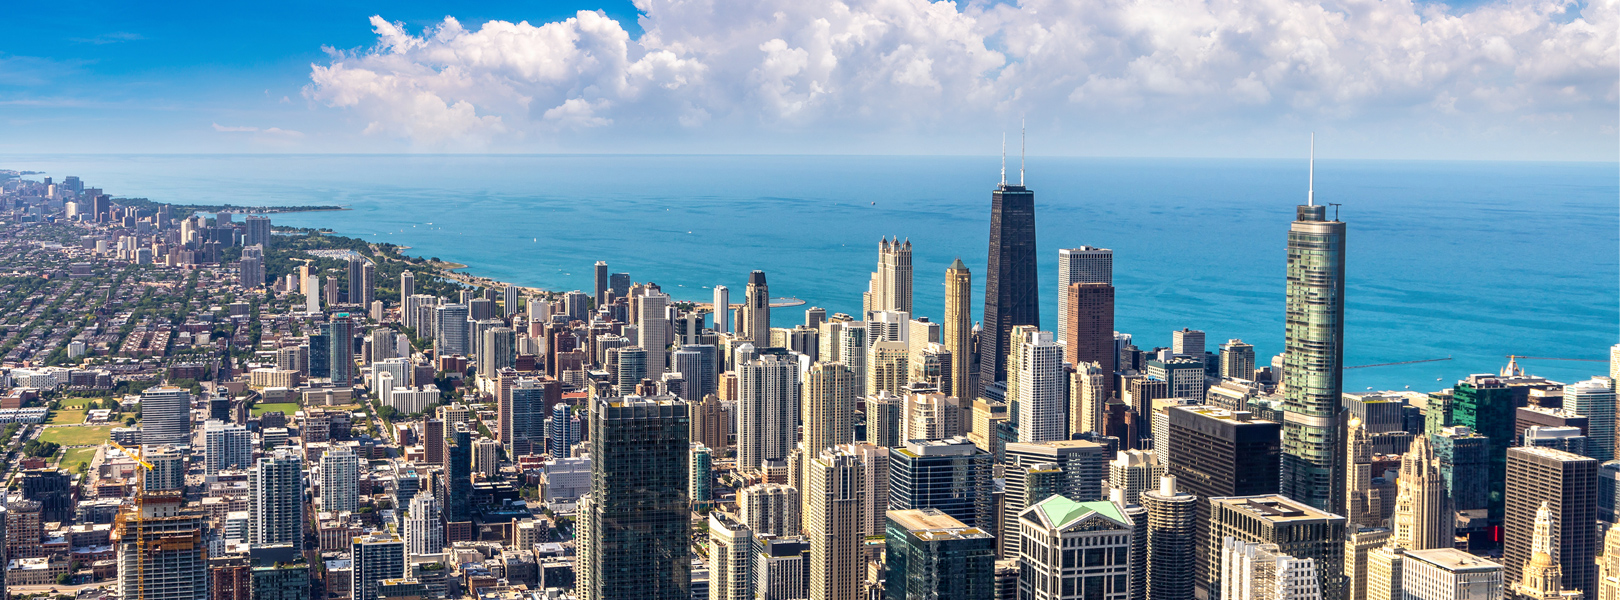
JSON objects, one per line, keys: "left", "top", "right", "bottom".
{"left": 802, "top": 362, "right": 857, "bottom": 455}
{"left": 738, "top": 483, "right": 801, "bottom": 537}
{"left": 400, "top": 270, "right": 414, "bottom": 308}
{"left": 888, "top": 437, "right": 993, "bottom": 530}
{"left": 944, "top": 259, "right": 974, "bottom": 403}
{"left": 403, "top": 492, "right": 444, "bottom": 559}
{"left": 738, "top": 354, "right": 799, "bottom": 473}
{"left": 325, "top": 317, "right": 355, "bottom": 384}
{"left": 1505, "top": 446, "right": 1598, "bottom": 596}
{"left": 979, "top": 177, "right": 1039, "bottom": 393}
{"left": 478, "top": 326, "right": 516, "bottom": 380}
{"left": 884, "top": 508, "right": 996, "bottom": 600}
{"left": 709, "top": 511, "right": 753, "bottom": 600}
{"left": 1010, "top": 327, "right": 1065, "bottom": 443}
{"left": 1565, "top": 378, "right": 1615, "bottom": 462}
{"left": 320, "top": 446, "right": 361, "bottom": 514}
{"left": 140, "top": 386, "right": 192, "bottom": 448}
{"left": 204, "top": 419, "right": 251, "bottom": 474}
{"left": 114, "top": 494, "right": 207, "bottom": 600}
{"left": 1279, "top": 163, "right": 1348, "bottom": 513}
{"left": 740, "top": 271, "right": 771, "bottom": 347}
{"left": 244, "top": 215, "right": 271, "bottom": 248}
{"left": 1142, "top": 476, "right": 1197, "bottom": 600}
{"left": 249, "top": 450, "right": 304, "bottom": 546}
{"left": 1108, "top": 449, "right": 1163, "bottom": 506}
{"left": 713, "top": 285, "right": 730, "bottom": 334}
{"left": 501, "top": 377, "right": 551, "bottom": 457}
{"left": 434, "top": 303, "right": 471, "bottom": 356}
{"left": 808, "top": 443, "right": 889, "bottom": 600}
{"left": 579, "top": 395, "right": 690, "bottom": 600}
{"left": 868, "top": 340, "right": 911, "bottom": 397}
{"left": 352, "top": 532, "right": 406, "bottom": 600}
{"left": 1071, "top": 361, "right": 1110, "bottom": 436}
{"left": 1220, "top": 340, "right": 1257, "bottom": 380}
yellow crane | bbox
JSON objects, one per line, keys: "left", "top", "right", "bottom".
{"left": 107, "top": 440, "right": 152, "bottom": 600}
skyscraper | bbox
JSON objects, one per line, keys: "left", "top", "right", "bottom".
{"left": 325, "top": 317, "right": 355, "bottom": 384}
{"left": 1512, "top": 501, "right": 1584, "bottom": 600}
{"left": 1505, "top": 446, "right": 1598, "bottom": 596}
{"left": 640, "top": 291, "right": 670, "bottom": 380}
{"left": 1453, "top": 375, "right": 1517, "bottom": 523}
{"left": 802, "top": 362, "right": 857, "bottom": 455}
{"left": 579, "top": 395, "right": 690, "bottom": 600}
{"left": 808, "top": 443, "right": 889, "bottom": 600}
{"left": 352, "top": 532, "right": 406, "bottom": 600}
{"left": 140, "top": 386, "right": 191, "bottom": 447}
{"left": 884, "top": 508, "right": 996, "bottom": 600}
{"left": 738, "top": 354, "right": 799, "bottom": 473}
{"left": 1205, "top": 495, "right": 1345, "bottom": 600}
{"left": 1165, "top": 405, "right": 1282, "bottom": 597}
{"left": 865, "top": 237, "right": 913, "bottom": 316}
{"left": 713, "top": 285, "right": 730, "bottom": 334}
{"left": 740, "top": 271, "right": 771, "bottom": 346}
{"left": 1009, "top": 327, "right": 1065, "bottom": 443}
{"left": 244, "top": 215, "right": 271, "bottom": 248}
{"left": 478, "top": 326, "right": 516, "bottom": 380}
{"left": 442, "top": 423, "right": 474, "bottom": 529}
{"left": 1057, "top": 246, "right": 1113, "bottom": 342}
{"left": 249, "top": 449, "right": 303, "bottom": 545}
{"left": 1399, "top": 549, "right": 1504, "bottom": 600}
{"left": 1016, "top": 495, "right": 1135, "bottom": 600}
{"left": 1219, "top": 538, "right": 1324, "bottom": 600}
{"left": 1220, "top": 339, "right": 1257, "bottom": 380}
{"left": 1565, "top": 378, "right": 1615, "bottom": 462}
{"left": 1065, "top": 282, "right": 1117, "bottom": 397}
{"left": 888, "top": 437, "right": 993, "bottom": 530}
{"left": 434, "top": 303, "right": 470, "bottom": 356}
{"left": 403, "top": 492, "right": 444, "bottom": 559}
{"left": 1280, "top": 143, "right": 1348, "bottom": 513}
{"left": 978, "top": 167, "right": 1040, "bottom": 393}
{"left": 114, "top": 494, "right": 207, "bottom": 600}
{"left": 944, "top": 258, "right": 973, "bottom": 402}
{"left": 1108, "top": 448, "right": 1163, "bottom": 506}
{"left": 738, "top": 483, "right": 801, "bottom": 537}
{"left": 594, "top": 261, "right": 609, "bottom": 307}
{"left": 502, "top": 377, "right": 551, "bottom": 457}
{"left": 204, "top": 419, "right": 251, "bottom": 474}
{"left": 709, "top": 511, "right": 753, "bottom": 600}
{"left": 1142, "top": 476, "right": 1197, "bottom": 600}
{"left": 1388, "top": 434, "right": 1454, "bottom": 551}
{"left": 400, "top": 270, "right": 414, "bottom": 308}
{"left": 320, "top": 446, "right": 361, "bottom": 514}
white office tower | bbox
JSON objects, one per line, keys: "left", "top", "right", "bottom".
{"left": 1057, "top": 247, "right": 1113, "bottom": 341}
{"left": 304, "top": 271, "right": 320, "bottom": 314}
{"left": 713, "top": 285, "right": 731, "bottom": 334}
{"left": 838, "top": 322, "right": 869, "bottom": 395}
{"left": 404, "top": 492, "right": 444, "bottom": 558}
{"left": 375, "top": 371, "right": 397, "bottom": 407}
{"left": 352, "top": 532, "right": 406, "bottom": 600}
{"left": 1221, "top": 538, "right": 1323, "bottom": 600}
{"left": 1010, "top": 327, "right": 1066, "bottom": 443}
{"left": 1172, "top": 328, "right": 1206, "bottom": 357}
{"left": 738, "top": 354, "right": 800, "bottom": 474}
{"left": 639, "top": 292, "right": 670, "bottom": 380}
{"left": 863, "top": 237, "right": 913, "bottom": 316}
{"left": 808, "top": 443, "right": 889, "bottom": 600}
{"left": 738, "top": 483, "right": 802, "bottom": 537}
{"left": 867, "top": 310, "right": 911, "bottom": 344}
{"left": 320, "top": 446, "right": 361, "bottom": 514}
{"left": 1512, "top": 501, "right": 1581, "bottom": 600}
{"left": 709, "top": 512, "right": 753, "bottom": 600}
{"left": 802, "top": 362, "right": 857, "bottom": 455}
{"left": 203, "top": 419, "right": 252, "bottom": 475}
{"left": 1018, "top": 494, "right": 1136, "bottom": 600}
{"left": 140, "top": 386, "right": 192, "bottom": 448}
{"left": 1566, "top": 378, "right": 1616, "bottom": 462}
{"left": 1107, "top": 449, "right": 1162, "bottom": 506}
{"left": 249, "top": 449, "right": 304, "bottom": 545}
{"left": 1402, "top": 548, "right": 1504, "bottom": 600}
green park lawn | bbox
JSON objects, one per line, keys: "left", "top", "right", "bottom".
{"left": 46, "top": 409, "right": 86, "bottom": 425}
{"left": 37, "top": 425, "right": 116, "bottom": 446}
{"left": 251, "top": 402, "right": 301, "bottom": 417}
{"left": 57, "top": 446, "right": 98, "bottom": 472}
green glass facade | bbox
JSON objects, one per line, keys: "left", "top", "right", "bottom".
{"left": 1280, "top": 203, "right": 1347, "bottom": 512}
{"left": 1451, "top": 379, "right": 1517, "bottom": 522}
{"left": 583, "top": 396, "right": 691, "bottom": 600}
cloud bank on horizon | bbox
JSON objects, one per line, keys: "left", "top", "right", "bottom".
{"left": 304, "top": 0, "right": 1617, "bottom": 153}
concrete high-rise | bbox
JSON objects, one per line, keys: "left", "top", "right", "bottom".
{"left": 864, "top": 237, "right": 913, "bottom": 316}
{"left": 1205, "top": 495, "right": 1345, "bottom": 600}
{"left": 502, "top": 377, "right": 551, "bottom": 457}
{"left": 434, "top": 303, "right": 470, "bottom": 356}
{"left": 884, "top": 508, "right": 996, "bottom": 600}
{"left": 1001, "top": 439, "right": 1112, "bottom": 556}
{"left": 888, "top": 437, "right": 993, "bottom": 530}
{"left": 400, "top": 270, "right": 414, "bottom": 307}
{"left": 738, "top": 483, "right": 801, "bottom": 537}
{"left": 709, "top": 511, "right": 753, "bottom": 600}
{"left": 1172, "top": 328, "right": 1206, "bottom": 357}
{"left": 352, "top": 532, "right": 406, "bottom": 600}
{"left": 1142, "top": 476, "right": 1197, "bottom": 600}
{"left": 204, "top": 419, "right": 251, "bottom": 474}
{"left": 1219, "top": 538, "right": 1324, "bottom": 600}
{"left": 808, "top": 443, "right": 889, "bottom": 600}
{"left": 478, "top": 326, "right": 516, "bottom": 381}
{"left": 1400, "top": 549, "right": 1504, "bottom": 600}
{"left": 1009, "top": 327, "right": 1065, "bottom": 443}
{"left": 325, "top": 317, "right": 355, "bottom": 384}
{"left": 740, "top": 271, "right": 771, "bottom": 346}
{"left": 114, "top": 494, "right": 207, "bottom": 600}
{"left": 140, "top": 386, "right": 192, "bottom": 448}
{"left": 1565, "top": 378, "right": 1615, "bottom": 462}
{"left": 978, "top": 174, "right": 1040, "bottom": 393}
{"left": 713, "top": 285, "right": 730, "bottom": 334}
{"left": 1071, "top": 361, "right": 1109, "bottom": 436}
{"left": 579, "top": 395, "right": 690, "bottom": 600}
{"left": 1057, "top": 247, "right": 1113, "bottom": 342}
{"left": 320, "top": 446, "right": 361, "bottom": 514}
{"left": 944, "top": 258, "right": 973, "bottom": 401}
{"left": 1389, "top": 434, "right": 1453, "bottom": 551}
{"left": 738, "top": 354, "right": 799, "bottom": 473}
{"left": 1505, "top": 446, "right": 1598, "bottom": 596}
{"left": 1108, "top": 448, "right": 1163, "bottom": 506}
{"left": 244, "top": 215, "right": 271, "bottom": 248}
{"left": 802, "top": 362, "right": 857, "bottom": 455}
{"left": 639, "top": 291, "right": 670, "bottom": 380}
{"left": 1596, "top": 523, "right": 1620, "bottom": 600}
{"left": 1512, "top": 501, "right": 1584, "bottom": 600}
{"left": 403, "top": 492, "right": 444, "bottom": 559}
{"left": 249, "top": 449, "right": 303, "bottom": 545}
{"left": 1165, "top": 406, "right": 1282, "bottom": 597}
{"left": 1220, "top": 339, "right": 1257, "bottom": 380}
{"left": 1280, "top": 147, "right": 1349, "bottom": 513}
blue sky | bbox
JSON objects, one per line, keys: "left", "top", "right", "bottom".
{"left": 2, "top": 0, "right": 1614, "bottom": 159}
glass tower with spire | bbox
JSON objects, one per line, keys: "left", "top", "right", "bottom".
{"left": 1280, "top": 136, "right": 1348, "bottom": 512}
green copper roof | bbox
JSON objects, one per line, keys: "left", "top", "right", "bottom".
{"left": 949, "top": 257, "right": 967, "bottom": 270}
{"left": 1033, "top": 495, "right": 1128, "bottom": 528}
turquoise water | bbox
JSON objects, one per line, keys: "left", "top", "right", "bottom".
{"left": 4, "top": 154, "right": 1616, "bottom": 392}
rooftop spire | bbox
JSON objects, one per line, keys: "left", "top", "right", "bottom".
{"left": 1308, "top": 132, "right": 1315, "bottom": 206}
{"left": 1020, "top": 119, "right": 1026, "bottom": 186}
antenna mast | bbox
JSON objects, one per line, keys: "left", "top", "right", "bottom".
{"left": 1308, "top": 133, "right": 1315, "bottom": 207}
{"left": 1020, "top": 119, "right": 1026, "bottom": 186}
{"left": 1001, "top": 133, "right": 1007, "bottom": 186}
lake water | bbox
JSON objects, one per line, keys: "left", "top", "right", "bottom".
{"left": 4, "top": 153, "right": 1615, "bottom": 393}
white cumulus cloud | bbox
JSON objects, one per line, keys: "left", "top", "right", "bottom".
{"left": 304, "top": 0, "right": 1618, "bottom": 153}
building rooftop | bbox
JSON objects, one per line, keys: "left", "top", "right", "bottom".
{"left": 1029, "top": 495, "right": 1128, "bottom": 529}
{"left": 1211, "top": 494, "right": 1344, "bottom": 523}
{"left": 1404, "top": 548, "right": 1502, "bottom": 573}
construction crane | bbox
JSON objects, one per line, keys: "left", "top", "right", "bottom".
{"left": 1343, "top": 357, "right": 1452, "bottom": 370}
{"left": 107, "top": 440, "right": 152, "bottom": 600}
{"left": 1506, "top": 355, "right": 1605, "bottom": 362}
